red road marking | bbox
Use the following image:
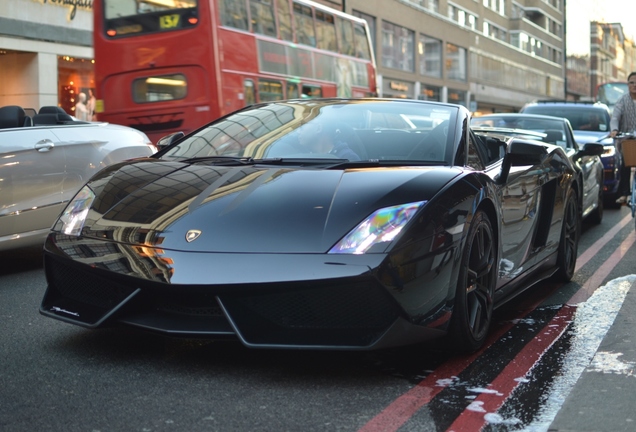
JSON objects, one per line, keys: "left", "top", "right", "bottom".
{"left": 358, "top": 213, "right": 636, "bottom": 432}
{"left": 445, "top": 306, "right": 575, "bottom": 431}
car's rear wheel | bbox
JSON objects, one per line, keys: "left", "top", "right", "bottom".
{"left": 554, "top": 188, "right": 580, "bottom": 281}
{"left": 448, "top": 210, "right": 496, "bottom": 352}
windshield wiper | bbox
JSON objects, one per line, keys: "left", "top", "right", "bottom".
{"left": 180, "top": 156, "right": 257, "bottom": 165}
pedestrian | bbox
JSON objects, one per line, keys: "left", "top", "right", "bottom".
{"left": 75, "top": 92, "right": 89, "bottom": 121}
{"left": 609, "top": 71, "right": 636, "bottom": 204}
{"left": 86, "top": 88, "right": 96, "bottom": 121}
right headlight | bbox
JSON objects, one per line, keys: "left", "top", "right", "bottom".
{"left": 55, "top": 185, "right": 95, "bottom": 236}
{"left": 602, "top": 145, "right": 616, "bottom": 157}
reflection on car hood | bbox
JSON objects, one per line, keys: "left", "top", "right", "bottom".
{"left": 83, "top": 160, "right": 462, "bottom": 253}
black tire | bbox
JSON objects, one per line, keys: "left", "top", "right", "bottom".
{"left": 448, "top": 210, "right": 496, "bottom": 352}
{"left": 554, "top": 188, "right": 580, "bottom": 282}
{"left": 587, "top": 185, "right": 603, "bottom": 225}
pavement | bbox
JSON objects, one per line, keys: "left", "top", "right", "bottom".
{"left": 548, "top": 278, "right": 636, "bottom": 432}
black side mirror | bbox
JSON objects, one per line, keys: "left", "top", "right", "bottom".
{"left": 576, "top": 142, "right": 604, "bottom": 159}
{"left": 156, "top": 131, "right": 185, "bottom": 150}
{"left": 497, "top": 140, "right": 548, "bottom": 184}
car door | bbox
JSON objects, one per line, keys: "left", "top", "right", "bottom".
{"left": 0, "top": 128, "right": 67, "bottom": 239}
{"left": 483, "top": 140, "right": 550, "bottom": 286}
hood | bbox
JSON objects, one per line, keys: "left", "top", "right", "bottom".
{"left": 573, "top": 130, "right": 609, "bottom": 145}
{"left": 85, "top": 160, "right": 462, "bottom": 253}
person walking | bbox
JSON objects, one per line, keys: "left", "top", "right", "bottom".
{"left": 609, "top": 72, "right": 636, "bottom": 204}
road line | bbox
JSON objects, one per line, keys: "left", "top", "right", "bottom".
{"left": 358, "top": 214, "right": 635, "bottom": 432}
{"left": 446, "top": 231, "right": 636, "bottom": 431}
{"left": 445, "top": 306, "right": 575, "bottom": 432}
{"left": 575, "top": 213, "right": 633, "bottom": 272}
{"left": 570, "top": 229, "right": 636, "bottom": 304}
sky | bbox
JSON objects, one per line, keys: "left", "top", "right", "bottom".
{"left": 567, "top": 0, "right": 636, "bottom": 55}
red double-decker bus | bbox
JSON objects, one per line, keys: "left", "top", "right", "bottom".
{"left": 93, "top": 0, "right": 377, "bottom": 143}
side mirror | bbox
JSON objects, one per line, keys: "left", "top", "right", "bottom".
{"left": 576, "top": 142, "right": 604, "bottom": 158}
{"left": 156, "top": 131, "right": 185, "bottom": 150}
{"left": 497, "top": 140, "right": 548, "bottom": 184}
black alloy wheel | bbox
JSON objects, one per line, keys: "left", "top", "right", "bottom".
{"left": 449, "top": 210, "right": 496, "bottom": 352}
{"left": 554, "top": 188, "right": 580, "bottom": 281}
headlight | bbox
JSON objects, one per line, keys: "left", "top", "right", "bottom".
{"left": 602, "top": 146, "right": 616, "bottom": 156}
{"left": 56, "top": 186, "right": 95, "bottom": 236}
{"left": 329, "top": 201, "right": 427, "bottom": 254}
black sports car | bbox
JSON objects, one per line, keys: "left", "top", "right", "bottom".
{"left": 41, "top": 99, "right": 584, "bottom": 351}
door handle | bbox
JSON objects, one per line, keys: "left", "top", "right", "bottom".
{"left": 35, "top": 139, "right": 55, "bottom": 152}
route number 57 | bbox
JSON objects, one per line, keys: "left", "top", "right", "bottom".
{"left": 160, "top": 14, "right": 180, "bottom": 29}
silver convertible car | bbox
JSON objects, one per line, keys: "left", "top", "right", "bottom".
{"left": 0, "top": 105, "right": 156, "bottom": 251}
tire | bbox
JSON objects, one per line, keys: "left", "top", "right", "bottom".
{"left": 448, "top": 210, "right": 497, "bottom": 352}
{"left": 587, "top": 185, "right": 603, "bottom": 225}
{"left": 554, "top": 188, "right": 580, "bottom": 282}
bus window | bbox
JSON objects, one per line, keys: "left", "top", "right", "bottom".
{"left": 315, "top": 10, "right": 337, "bottom": 51}
{"left": 249, "top": 0, "right": 276, "bottom": 37}
{"left": 302, "top": 84, "right": 322, "bottom": 98}
{"left": 276, "top": 0, "right": 293, "bottom": 41}
{"left": 220, "top": 0, "right": 248, "bottom": 30}
{"left": 259, "top": 79, "right": 284, "bottom": 101}
{"left": 132, "top": 74, "right": 187, "bottom": 103}
{"left": 244, "top": 79, "right": 256, "bottom": 106}
{"left": 293, "top": 2, "right": 316, "bottom": 47}
{"left": 353, "top": 22, "right": 372, "bottom": 60}
{"left": 287, "top": 82, "right": 300, "bottom": 99}
{"left": 336, "top": 17, "right": 355, "bottom": 56}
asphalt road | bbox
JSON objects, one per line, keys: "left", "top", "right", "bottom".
{"left": 1, "top": 205, "right": 635, "bottom": 432}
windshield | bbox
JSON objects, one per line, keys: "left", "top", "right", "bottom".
{"left": 597, "top": 83, "right": 628, "bottom": 108}
{"left": 103, "top": 0, "right": 198, "bottom": 37}
{"left": 521, "top": 106, "right": 610, "bottom": 133}
{"left": 162, "top": 100, "right": 458, "bottom": 164}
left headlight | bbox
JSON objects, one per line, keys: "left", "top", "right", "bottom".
{"left": 55, "top": 185, "right": 95, "bottom": 236}
{"left": 329, "top": 201, "right": 426, "bottom": 254}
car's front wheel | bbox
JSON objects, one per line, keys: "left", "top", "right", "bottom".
{"left": 554, "top": 188, "right": 580, "bottom": 281}
{"left": 448, "top": 210, "right": 496, "bottom": 352}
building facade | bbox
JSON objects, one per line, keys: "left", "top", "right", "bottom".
{"left": 589, "top": 22, "right": 636, "bottom": 98}
{"left": 0, "top": 0, "right": 95, "bottom": 115}
{"left": 344, "top": 0, "right": 566, "bottom": 113}
{"left": 1, "top": 0, "right": 565, "bottom": 116}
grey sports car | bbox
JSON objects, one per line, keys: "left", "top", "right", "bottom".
{"left": 0, "top": 105, "right": 156, "bottom": 251}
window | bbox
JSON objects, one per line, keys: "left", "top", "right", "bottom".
{"left": 220, "top": 0, "right": 248, "bottom": 30}
{"left": 249, "top": 0, "right": 276, "bottom": 37}
{"left": 315, "top": 10, "right": 337, "bottom": 51}
{"left": 132, "top": 74, "right": 187, "bottom": 103}
{"left": 293, "top": 2, "right": 316, "bottom": 47}
{"left": 382, "top": 21, "right": 414, "bottom": 72}
{"left": 258, "top": 79, "right": 283, "bottom": 102}
{"left": 446, "top": 43, "right": 467, "bottom": 81}
{"left": 277, "top": 0, "right": 293, "bottom": 41}
{"left": 352, "top": 10, "right": 376, "bottom": 58}
{"left": 483, "top": 21, "right": 507, "bottom": 42}
{"left": 418, "top": 34, "right": 442, "bottom": 78}
{"left": 244, "top": 79, "right": 256, "bottom": 106}
{"left": 337, "top": 17, "right": 355, "bottom": 56}
{"left": 302, "top": 84, "right": 322, "bottom": 98}
{"left": 353, "top": 22, "right": 372, "bottom": 60}
{"left": 448, "top": 4, "right": 477, "bottom": 29}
